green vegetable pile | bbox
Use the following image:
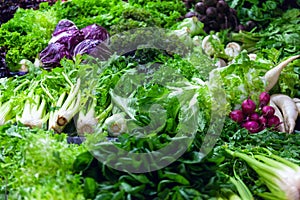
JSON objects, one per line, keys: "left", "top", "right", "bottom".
{"left": 1, "top": 0, "right": 300, "bottom": 200}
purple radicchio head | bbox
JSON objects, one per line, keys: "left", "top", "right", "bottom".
{"left": 81, "top": 24, "right": 110, "bottom": 43}
{"left": 52, "top": 19, "right": 78, "bottom": 37}
{"left": 73, "top": 39, "right": 112, "bottom": 60}
{"left": 39, "top": 43, "right": 71, "bottom": 70}
{"left": 49, "top": 29, "right": 84, "bottom": 52}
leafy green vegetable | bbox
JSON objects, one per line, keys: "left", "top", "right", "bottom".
{"left": 0, "top": 124, "right": 86, "bottom": 199}
{"left": 54, "top": 0, "right": 186, "bottom": 34}
{"left": 212, "top": 51, "right": 271, "bottom": 108}
{"left": 0, "top": 3, "right": 58, "bottom": 70}
{"left": 231, "top": 9, "right": 300, "bottom": 58}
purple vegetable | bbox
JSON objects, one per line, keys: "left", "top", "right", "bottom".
{"left": 262, "top": 106, "right": 275, "bottom": 118}
{"left": 267, "top": 115, "right": 280, "bottom": 128}
{"left": 249, "top": 112, "right": 260, "bottom": 122}
{"left": 52, "top": 19, "right": 78, "bottom": 37}
{"left": 81, "top": 24, "right": 109, "bottom": 42}
{"left": 229, "top": 110, "right": 244, "bottom": 123}
{"left": 86, "top": 42, "right": 112, "bottom": 61}
{"left": 49, "top": 29, "right": 84, "bottom": 52}
{"left": 73, "top": 39, "right": 103, "bottom": 57}
{"left": 259, "top": 116, "right": 268, "bottom": 126}
{"left": 243, "top": 121, "right": 261, "bottom": 133}
{"left": 39, "top": 43, "right": 71, "bottom": 70}
{"left": 242, "top": 99, "right": 256, "bottom": 115}
{"left": 259, "top": 92, "right": 270, "bottom": 107}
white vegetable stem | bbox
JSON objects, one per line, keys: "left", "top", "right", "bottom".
{"left": 269, "top": 99, "right": 285, "bottom": 132}
{"left": 271, "top": 94, "right": 298, "bottom": 133}
{"left": 264, "top": 55, "right": 300, "bottom": 92}
{"left": 49, "top": 78, "right": 82, "bottom": 133}
{"left": 18, "top": 92, "right": 49, "bottom": 128}
{"left": 76, "top": 98, "right": 99, "bottom": 135}
{"left": 104, "top": 112, "right": 127, "bottom": 137}
{"left": 0, "top": 101, "right": 12, "bottom": 126}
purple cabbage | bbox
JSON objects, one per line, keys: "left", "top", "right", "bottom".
{"left": 52, "top": 19, "right": 78, "bottom": 37}
{"left": 81, "top": 24, "right": 109, "bottom": 42}
{"left": 73, "top": 39, "right": 102, "bottom": 57}
{"left": 73, "top": 39, "right": 112, "bottom": 61}
{"left": 39, "top": 43, "right": 71, "bottom": 70}
{"left": 48, "top": 29, "right": 85, "bottom": 52}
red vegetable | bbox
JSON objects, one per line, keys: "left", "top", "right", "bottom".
{"left": 241, "top": 99, "right": 256, "bottom": 115}
{"left": 249, "top": 112, "right": 260, "bottom": 122}
{"left": 262, "top": 106, "right": 275, "bottom": 118}
{"left": 267, "top": 115, "right": 280, "bottom": 128}
{"left": 230, "top": 110, "right": 244, "bottom": 123}
{"left": 243, "top": 121, "right": 261, "bottom": 133}
{"left": 259, "top": 92, "right": 270, "bottom": 107}
{"left": 259, "top": 116, "right": 268, "bottom": 126}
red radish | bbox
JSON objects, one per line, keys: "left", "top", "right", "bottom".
{"left": 230, "top": 110, "right": 244, "bottom": 123}
{"left": 243, "top": 121, "right": 261, "bottom": 133}
{"left": 259, "top": 92, "right": 270, "bottom": 107}
{"left": 241, "top": 99, "right": 256, "bottom": 115}
{"left": 264, "top": 55, "right": 300, "bottom": 92}
{"left": 249, "top": 112, "right": 260, "bottom": 121}
{"left": 259, "top": 115, "right": 268, "bottom": 126}
{"left": 267, "top": 115, "right": 280, "bottom": 128}
{"left": 262, "top": 106, "right": 275, "bottom": 118}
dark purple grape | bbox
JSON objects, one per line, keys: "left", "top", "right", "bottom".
{"left": 198, "top": 15, "right": 210, "bottom": 24}
{"left": 228, "top": 14, "right": 239, "bottom": 28}
{"left": 208, "top": 20, "right": 219, "bottom": 31}
{"left": 195, "top": 2, "right": 206, "bottom": 15}
{"left": 217, "top": 13, "right": 225, "bottom": 23}
{"left": 206, "top": 7, "right": 217, "bottom": 18}
{"left": 203, "top": 0, "right": 217, "bottom": 7}
{"left": 216, "top": 0, "right": 229, "bottom": 12}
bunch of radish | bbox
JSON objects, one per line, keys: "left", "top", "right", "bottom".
{"left": 229, "top": 92, "right": 282, "bottom": 133}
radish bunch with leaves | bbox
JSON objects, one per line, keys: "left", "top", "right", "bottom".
{"left": 230, "top": 92, "right": 283, "bottom": 133}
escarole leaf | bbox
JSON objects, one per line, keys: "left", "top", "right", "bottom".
{"left": 213, "top": 51, "right": 271, "bottom": 108}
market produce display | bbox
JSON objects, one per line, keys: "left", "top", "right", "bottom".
{"left": 1, "top": 0, "right": 300, "bottom": 199}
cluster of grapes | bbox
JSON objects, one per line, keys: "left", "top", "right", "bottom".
{"left": 230, "top": 92, "right": 281, "bottom": 133}
{"left": 182, "top": 0, "right": 256, "bottom": 33}
{"left": 0, "top": 0, "right": 57, "bottom": 26}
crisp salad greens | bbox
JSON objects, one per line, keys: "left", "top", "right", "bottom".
{"left": 0, "top": 124, "right": 86, "bottom": 199}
